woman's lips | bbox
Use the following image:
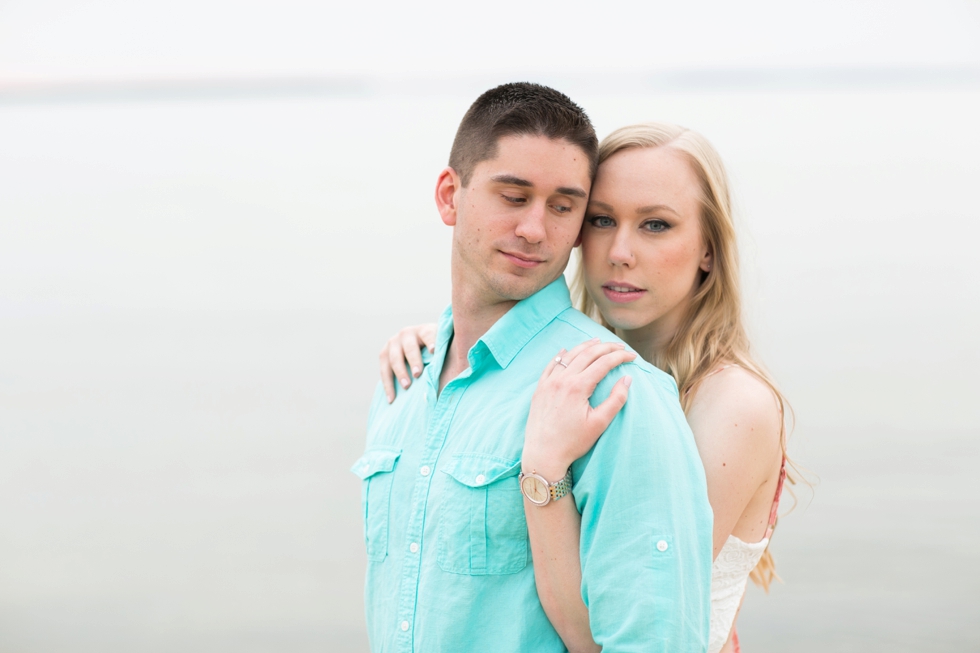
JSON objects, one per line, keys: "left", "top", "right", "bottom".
{"left": 500, "top": 251, "right": 545, "bottom": 269}
{"left": 601, "top": 283, "right": 647, "bottom": 303}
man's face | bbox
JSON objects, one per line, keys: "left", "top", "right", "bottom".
{"left": 441, "top": 134, "right": 592, "bottom": 307}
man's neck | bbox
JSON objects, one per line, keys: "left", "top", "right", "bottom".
{"left": 438, "top": 287, "right": 516, "bottom": 394}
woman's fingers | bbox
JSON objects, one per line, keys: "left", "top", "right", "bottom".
{"left": 379, "top": 323, "right": 438, "bottom": 404}
{"left": 564, "top": 341, "right": 628, "bottom": 375}
{"left": 589, "top": 375, "right": 632, "bottom": 430}
{"left": 558, "top": 338, "right": 601, "bottom": 367}
{"left": 539, "top": 349, "right": 567, "bottom": 381}
{"left": 564, "top": 349, "right": 637, "bottom": 400}
{"left": 387, "top": 337, "right": 413, "bottom": 393}
{"left": 547, "top": 339, "right": 633, "bottom": 380}
{"left": 379, "top": 344, "right": 398, "bottom": 403}
{"left": 420, "top": 323, "right": 437, "bottom": 353}
{"left": 400, "top": 330, "right": 426, "bottom": 378}
{"left": 581, "top": 349, "right": 637, "bottom": 384}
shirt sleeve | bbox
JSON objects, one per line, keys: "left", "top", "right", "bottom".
{"left": 570, "top": 364, "right": 713, "bottom": 653}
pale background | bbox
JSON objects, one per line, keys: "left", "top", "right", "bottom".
{"left": 1, "top": 2, "right": 979, "bottom": 652}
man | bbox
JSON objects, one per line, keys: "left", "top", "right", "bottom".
{"left": 353, "top": 83, "right": 712, "bottom": 652}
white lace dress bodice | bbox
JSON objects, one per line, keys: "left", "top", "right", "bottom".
{"left": 708, "top": 534, "right": 769, "bottom": 653}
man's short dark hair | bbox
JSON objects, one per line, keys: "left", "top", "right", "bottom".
{"left": 448, "top": 82, "right": 598, "bottom": 186}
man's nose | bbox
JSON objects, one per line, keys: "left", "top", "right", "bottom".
{"left": 514, "top": 201, "right": 547, "bottom": 244}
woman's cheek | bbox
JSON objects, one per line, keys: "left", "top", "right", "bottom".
{"left": 580, "top": 233, "right": 609, "bottom": 274}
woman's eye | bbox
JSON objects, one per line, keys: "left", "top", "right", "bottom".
{"left": 643, "top": 219, "right": 669, "bottom": 232}
{"left": 588, "top": 215, "right": 615, "bottom": 228}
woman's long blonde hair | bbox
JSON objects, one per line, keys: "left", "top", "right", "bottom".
{"left": 569, "top": 122, "right": 794, "bottom": 590}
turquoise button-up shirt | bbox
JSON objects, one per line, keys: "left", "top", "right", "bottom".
{"left": 353, "top": 277, "right": 712, "bottom": 653}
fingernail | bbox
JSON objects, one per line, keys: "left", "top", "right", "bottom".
{"left": 624, "top": 376, "right": 632, "bottom": 387}
{"left": 412, "top": 366, "right": 421, "bottom": 376}
{"left": 401, "top": 378, "right": 410, "bottom": 388}
{"left": 592, "top": 337, "right": 601, "bottom": 343}
{"left": 387, "top": 394, "right": 394, "bottom": 403}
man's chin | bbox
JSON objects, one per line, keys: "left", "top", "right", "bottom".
{"left": 488, "top": 269, "right": 560, "bottom": 302}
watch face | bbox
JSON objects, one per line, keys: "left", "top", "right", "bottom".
{"left": 521, "top": 475, "right": 550, "bottom": 505}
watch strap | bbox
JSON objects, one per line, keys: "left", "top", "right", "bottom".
{"left": 549, "top": 467, "right": 573, "bottom": 502}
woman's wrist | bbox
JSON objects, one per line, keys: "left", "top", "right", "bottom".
{"left": 521, "top": 446, "right": 574, "bottom": 482}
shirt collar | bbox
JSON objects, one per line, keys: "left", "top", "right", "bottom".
{"left": 431, "top": 275, "right": 573, "bottom": 376}
{"left": 477, "top": 276, "right": 572, "bottom": 369}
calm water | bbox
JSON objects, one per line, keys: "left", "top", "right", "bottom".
{"left": 1, "top": 88, "right": 978, "bottom": 652}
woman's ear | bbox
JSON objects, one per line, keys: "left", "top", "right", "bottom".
{"left": 700, "top": 246, "right": 713, "bottom": 273}
{"left": 435, "top": 167, "right": 461, "bottom": 226}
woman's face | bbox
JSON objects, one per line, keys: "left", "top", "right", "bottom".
{"left": 581, "top": 146, "right": 712, "bottom": 345}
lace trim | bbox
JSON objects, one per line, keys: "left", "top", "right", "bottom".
{"left": 709, "top": 535, "right": 769, "bottom": 653}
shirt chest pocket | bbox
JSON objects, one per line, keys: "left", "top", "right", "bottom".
{"left": 351, "top": 448, "right": 401, "bottom": 562}
{"left": 437, "top": 453, "right": 528, "bottom": 576}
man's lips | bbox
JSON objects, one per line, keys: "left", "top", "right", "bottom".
{"left": 601, "top": 282, "right": 647, "bottom": 303}
{"left": 500, "top": 251, "right": 545, "bottom": 269}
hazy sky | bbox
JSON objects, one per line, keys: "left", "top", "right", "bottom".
{"left": 2, "top": 0, "right": 979, "bottom": 83}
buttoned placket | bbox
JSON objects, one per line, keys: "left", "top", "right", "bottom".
{"left": 392, "top": 353, "right": 478, "bottom": 652}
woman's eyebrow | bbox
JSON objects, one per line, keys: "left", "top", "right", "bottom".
{"left": 636, "top": 204, "right": 680, "bottom": 216}
{"left": 588, "top": 200, "right": 681, "bottom": 216}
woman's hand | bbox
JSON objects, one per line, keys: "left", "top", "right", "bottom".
{"left": 378, "top": 323, "right": 438, "bottom": 403}
{"left": 522, "top": 338, "right": 637, "bottom": 480}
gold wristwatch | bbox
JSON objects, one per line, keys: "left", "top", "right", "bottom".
{"left": 518, "top": 467, "right": 573, "bottom": 507}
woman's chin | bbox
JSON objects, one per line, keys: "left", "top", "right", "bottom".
{"left": 598, "top": 305, "right": 658, "bottom": 333}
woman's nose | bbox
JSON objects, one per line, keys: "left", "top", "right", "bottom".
{"left": 608, "top": 230, "right": 635, "bottom": 266}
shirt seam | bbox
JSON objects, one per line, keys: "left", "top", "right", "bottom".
{"left": 553, "top": 311, "right": 654, "bottom": 377}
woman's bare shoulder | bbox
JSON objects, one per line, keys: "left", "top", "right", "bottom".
{"left": 687, "top": 365, "right": 782, "bottom": 452}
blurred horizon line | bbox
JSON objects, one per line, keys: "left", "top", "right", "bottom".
{"left": 2, "top": 65, "right": 980, "bottom": 105}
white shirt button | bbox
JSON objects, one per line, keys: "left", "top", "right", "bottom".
{"left": 657, "top": 540, "right": 669, "bottom": 552}
{"left": 475, "top": 474, "right": 486, "bottom": 484}
{"left": 409, "top": 542, "right": 419, "bottom": 553}
{"left": 400, "top": 620, "right": 410, "bottom": 632}
{"left": 420, "top": 465, "right": 431, "bottom": 476}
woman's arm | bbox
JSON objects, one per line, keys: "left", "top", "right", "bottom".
{"left": 521, "top": 339, "right": 636, "bottom": 653}
{"left": 523, "top": 362, "right": 781, "bottom": 651}
{"left": 685, "top": 366, "right": 783, "bottom": 557}
{"left": 524, "top": 487, "right": 599, "bottom": 653}
{"left": 377, "top": 323, "right": 437, "bottom": 403}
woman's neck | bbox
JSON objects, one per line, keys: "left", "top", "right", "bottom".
{"left": 618, "top": 323, "right": 669, "bottom": 364}
{"left": 616, "top": 306, "right": 687, "bottom": 365}
{"left": 615, "top": 286, "right": 699, "bottom": 365}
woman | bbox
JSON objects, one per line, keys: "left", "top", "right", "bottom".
{"left": 379, "top": 122, "right": 793, "bottom": 653}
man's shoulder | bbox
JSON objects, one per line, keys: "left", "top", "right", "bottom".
{"left": 550, "top": 307, "right": 615, "bottom": 339}
{"left": 546, "top": 307, "right": 677, "bottom": 394}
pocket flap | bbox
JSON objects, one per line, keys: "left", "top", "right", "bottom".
{"left": 442, "top": 453, "right": 521, "bottom": 487}
{"left": 351, "top": 448, "right": 402, "bottom": 480}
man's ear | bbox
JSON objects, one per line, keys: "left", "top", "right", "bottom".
{"left": 435, "top": 167, "right": 461, "bottom": 226}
